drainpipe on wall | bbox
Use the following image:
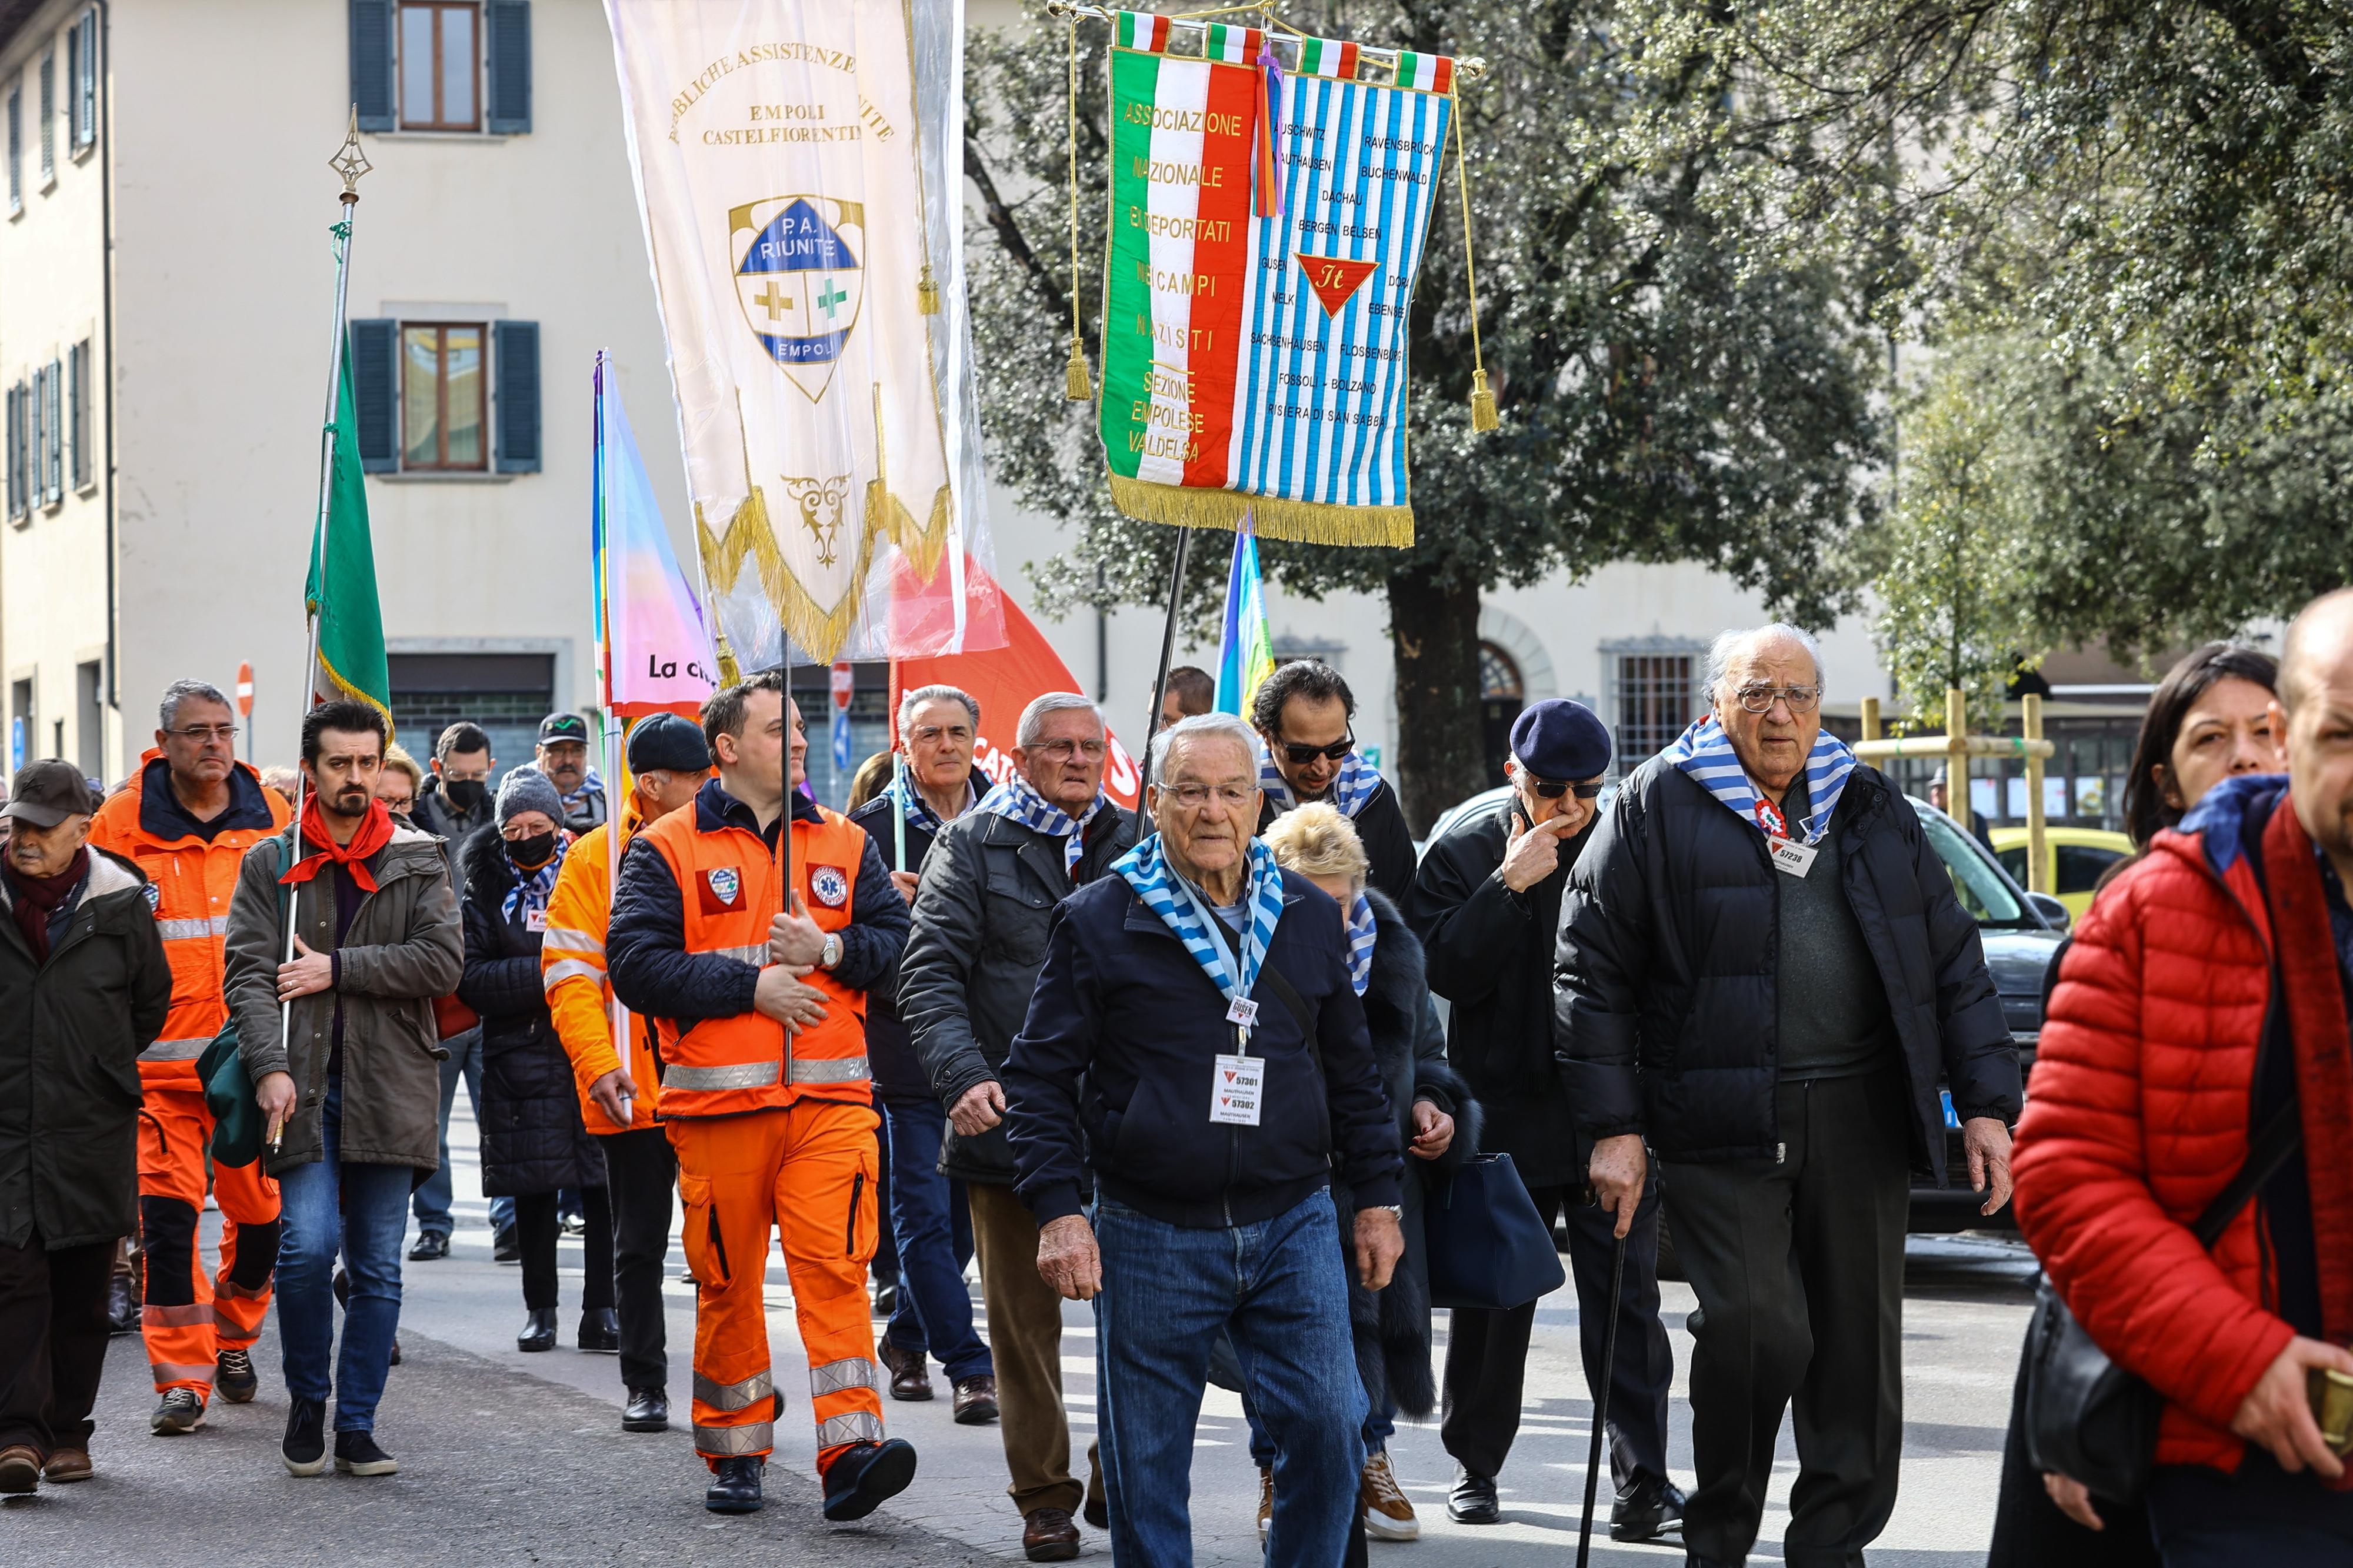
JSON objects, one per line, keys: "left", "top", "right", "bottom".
{"left": 98, "top": 0, "right": 117, "bottom": 728}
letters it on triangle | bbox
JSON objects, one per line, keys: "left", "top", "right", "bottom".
{"left": 1294, "top": 253, "right": 1380, "bottom": 318}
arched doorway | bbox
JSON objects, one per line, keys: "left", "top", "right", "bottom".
{"left": 1479, "top": 640, "right": 1525, "bottom": 787}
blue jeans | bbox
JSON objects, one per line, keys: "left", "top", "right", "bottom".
{"left": 1245, "top": 1384, "right": 1392, "bottom": 1465}
{"left": 412, "top": 1026, "right": 511, "bottom": 1237}
{"left": 275, "top": 1077, "right": 413, "bottom": 1432}
{"left": 880, "top": 1096, "right": 988, "bottom": 1379}
{"left": 1093, "top": 1189, "right": 1364, "bottom": 1568}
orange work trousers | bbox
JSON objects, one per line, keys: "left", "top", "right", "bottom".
{"left": 669, "top": 1099, "right": 885, "bottom": 1479}
{"left": 139, "top": 1083, "right": 280, "bottom": 1399}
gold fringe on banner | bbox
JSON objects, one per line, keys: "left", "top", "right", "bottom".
{"left": 695, "top": 486, "right": 899, "bottom": 670}
{"left": 1108, "top": 475, "right": 1415, "bottom": 548}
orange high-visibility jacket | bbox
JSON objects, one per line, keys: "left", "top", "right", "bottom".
{"left": 636, "top": 802, "right": 870, "bottom": 1118}
{"left": 541, "top": 795, "right": 668, "bottom": 1132}
{"left": 89, "top": 753, "right": 291, "bottom": 1086}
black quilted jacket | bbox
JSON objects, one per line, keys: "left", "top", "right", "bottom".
{"left": 458, "top": 826, "right": 601, "bottom": 1197}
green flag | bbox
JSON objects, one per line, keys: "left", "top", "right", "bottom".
{"left": 307, "top": 341, "right": 392, "bottom": 736}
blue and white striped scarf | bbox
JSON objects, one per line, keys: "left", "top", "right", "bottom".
{"left": 894, "top": 773, "right": 973, "bottom": 836}
{"left": 977, "top": 773, "right": 1110, "bottom": 875}
{"left": 1115, "top": 832, "right": 1288, "bottom": 1017}
{"left": 1259, "top": 747, "right": 1384, "bottom": 819}
{"left": 502, "top": 835, "right": 569, "bottom": 926}
{"left": 1345, "top": 892, "right": 1377, "bottom": 997}
{"left": 559, "top": 767, "right": 604, "bottom": 814}
{"left": 1663, "top": 715, "right": 1856, "bottom": 846}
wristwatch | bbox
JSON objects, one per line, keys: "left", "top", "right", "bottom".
{"left": 819, "top": 932, "right": 843, "bottom": 969}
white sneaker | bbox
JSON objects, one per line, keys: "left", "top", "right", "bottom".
{"left": 1360, "top": 1450, "right": 1421, "bottom": 1542}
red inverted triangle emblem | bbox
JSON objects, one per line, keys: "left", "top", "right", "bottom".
{"left": 1296, "top": 253, "right": 1378, "bottom": 317}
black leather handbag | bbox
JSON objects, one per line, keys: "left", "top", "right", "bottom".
{"left": 1425, "top": 1152, "right": 1568, "bottom": 1312}
{"left": 2021, "top": 1059, "right": 2301, "bottom": 1503}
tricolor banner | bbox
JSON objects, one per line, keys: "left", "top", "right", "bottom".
{"left": 1096, "top": 12, "right": 1454, "bottom": 548}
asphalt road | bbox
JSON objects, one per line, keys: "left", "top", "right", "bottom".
{"left": 6, "top": 1099, "right": 2039, "bottom": 1566}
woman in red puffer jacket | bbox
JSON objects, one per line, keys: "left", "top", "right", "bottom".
{"left": 2014, "top": 767, "right": 2353, "bottom": 1563}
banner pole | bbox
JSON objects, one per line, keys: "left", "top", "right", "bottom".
{"left": 282, "top": 112, "right": 371, "bottom": 1055}
{"left": 1139, "top": 526, "right": 1192, "bottom": 796}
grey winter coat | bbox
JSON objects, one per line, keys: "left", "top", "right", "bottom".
{"left": 222, "top": 822, "right": 464, "bottom": 1177}
{"left": 899, "top": 803, "right": 1135, "bottom": 1184}
{"left": 0, "top": 849, "right": 172, "bottom": 1250}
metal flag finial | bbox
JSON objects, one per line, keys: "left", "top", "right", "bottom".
{"left": 329, "top": 104, "right": 372, "bottom": 202}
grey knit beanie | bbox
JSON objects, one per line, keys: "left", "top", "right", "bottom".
{"left": 495, "top": 767, "right": 565, "bottom": 828}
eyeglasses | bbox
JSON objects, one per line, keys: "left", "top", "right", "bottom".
{"left": 1159, "top": 782, "right": 1255, "bottom": 810}
{"left": 1732, "top": 684, "right": 1821, "bottom": 715}
{"left": 1277, "top": 729, "right": 1354, "bottom": 766}
{"left": 1524, "top": 776, "right": 1605, "bottom": 800}
{"left": 168, "top": 724, "right": 238, "bottom": 743}
{"left": 1032, "top": 739, "right": 1105, "bottom": 762}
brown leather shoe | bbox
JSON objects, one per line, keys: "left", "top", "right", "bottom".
{"left": 879, "top": 1339, "right": 933, "bottom": 1402}
{"left": 952, "top": 1374, "right": 999, "bottom": 1425}
{"left": 42, "top": 1447, "right": 92, "bottom": 1483}
{"left": 1022, "top": 1506, "right": 1081, "bottom": 1562}
{"left": 0, "top": 1445, "right": 38, "bottom": 1494}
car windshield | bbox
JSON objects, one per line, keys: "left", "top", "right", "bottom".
{"left": 1915, "top": 808, "right": 2037, "bottom": 928}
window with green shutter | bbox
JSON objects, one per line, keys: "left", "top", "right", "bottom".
{"left": 493, "top": 319, "right": 540, "bottom": 473}
{"left": 401, "top": 322, "right": 486, "bottom": 471}
{"left": 484, "top": 1, "right": 529, "bottom": 133}
{"left": 346, "top": 319, "right": 399, "bottom": 472}
{"left": 351, "top": 0, "right": 396, "bottom": 132}
{"left": 38, "top": 49, "right": 52, "bottom": 183}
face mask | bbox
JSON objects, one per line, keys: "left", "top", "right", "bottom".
{"left": 505, "top": 830, "right": 558, "bottom": 870}
{"left": 444, "top": 778, "right": 488, "bottom": 813}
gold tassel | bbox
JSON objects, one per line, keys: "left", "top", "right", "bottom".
{"left": 1062, "top": 20, "right": 1091, "bottom": 406}
{"left": 1469, "top": 368, "right": 1499, "bottom": 432}
{"left": 916, "top": 262, "right": 941, "bottom": 315}
{"left": 1065, "top": 336, "right": 1094, "bottom": 401}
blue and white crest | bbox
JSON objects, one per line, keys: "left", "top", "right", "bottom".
{"left": 732, "top": 195, "right": 865, "bottom": 404}
{"left": 705, "top": 866, "right": 741, "bottom": 908}
{"left": 809, "top": 864, "right": 849, "bottom": 909}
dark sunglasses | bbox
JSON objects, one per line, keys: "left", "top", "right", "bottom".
{"left": 1524, "top": 776, "right": 1604, "bottom": 800}
{"left": 1277, "top": 729, "right": 1354, "bottom": 766}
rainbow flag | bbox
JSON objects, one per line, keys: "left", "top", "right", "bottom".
{"left": 593, "top": 350, "right": 718, "bottom": 716}
{"left": 1214, "top": 517, "right": 1277, "bottom": 718}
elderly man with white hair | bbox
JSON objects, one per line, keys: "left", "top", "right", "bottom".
{"left": 1558, "top": 624, "right": 2020, "bottom": 1568}
{"left": 899, "top": 691, "right": 1135, "bottom": 1560}
{"left": 1002, "top": 712, "right": 1405, "bottom": 1568}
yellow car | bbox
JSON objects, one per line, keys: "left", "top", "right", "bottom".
{"left": 1990, "top": 826, "right": 2137, "bottom": 922}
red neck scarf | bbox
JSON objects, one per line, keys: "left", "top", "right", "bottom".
{"left": 6, "top": 847, "right": 89, "bottom": 963}
{"left": 279, "top": 795, "right": 396, "bottom": 892}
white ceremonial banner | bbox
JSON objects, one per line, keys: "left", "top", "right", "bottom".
{"left": 606, "top": 0, "right": 955, "bottom": 668}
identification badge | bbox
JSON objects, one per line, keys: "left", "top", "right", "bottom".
{"left": 1767, "top": 838, "right": 1818, "bottom": 878}
{"left": 1211, "top": 1053, "right": 1264, "bottom": 1126}
{"left": 525, "top": 908, "right": 549, "bottom": 932}
{"left": 1225, "top": 995, "right": 1259, "bottom": 1027}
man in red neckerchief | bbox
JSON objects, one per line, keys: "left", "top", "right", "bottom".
{"left": 223, "top": 700, "right": 462, "bottom": 1482}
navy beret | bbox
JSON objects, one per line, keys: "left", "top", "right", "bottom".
{"left": 1508, "top": 699, "right": 1612, "bottom": 781}
{"left": 626, "top": 712, "right": 712, "bottom": 774}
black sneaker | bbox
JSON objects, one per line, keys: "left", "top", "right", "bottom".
{"left": 150, "top": 1387, "right": 205, "bottom": 1434}
{"left": 493, "top": 1225, "right": 521, "bottom": 1264}
{"left": 282, "top": 1397, "right": 327, "bottom": 1476}
{"left": 334, "top": 1430, "right": 398, "bottom": 1476}
{"left": 215, "top": 1346, "right": 259, "bottom": 1403}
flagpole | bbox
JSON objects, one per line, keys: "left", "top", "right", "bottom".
{"left": 593, "top": 351, "right": 632, "bottom": 1115}
{"left": 1139, "top": 526, "right": 1192, "bottom": 796}
{"left": 281, "top": 110, "right": 374, "bottom": 1060}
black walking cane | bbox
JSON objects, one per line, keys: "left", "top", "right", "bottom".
{"left": 1577, "top": 1209, "right": 1630, "bottom": 1568}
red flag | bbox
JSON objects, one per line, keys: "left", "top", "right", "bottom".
{"left": 891, "top": 563, "right": 1142, "bottom": 809}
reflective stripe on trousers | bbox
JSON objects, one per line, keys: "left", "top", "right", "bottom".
{"left": 693, "top": 1422, "right": 774, "bottom": 1456}
{"left": 140, "top": 1036, "right": 211, "bottom": 1062}
{"left": 665, "top": 1055, "right": 871, "bottom": 1092}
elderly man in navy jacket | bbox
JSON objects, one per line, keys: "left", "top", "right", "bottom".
{"left": 1002, "top": 712, "right": 1404, "bottom": 1568}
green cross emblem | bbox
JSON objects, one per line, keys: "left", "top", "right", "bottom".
{"left": 817, "top": 278, "right": 848, "bottom": 320}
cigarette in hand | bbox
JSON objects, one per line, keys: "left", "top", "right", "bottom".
{"left": 266, "top": 1112, "right": 285, "bottom": 1151}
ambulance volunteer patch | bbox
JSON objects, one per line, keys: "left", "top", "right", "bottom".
{"left": 808, "top": 865, "right": 850, "bottom": 909}
{"left": 142, "top": 882, "right": 162, "bottom": 913}
{"left": 701, "top": 866, "right": 742, "bottom": 914}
